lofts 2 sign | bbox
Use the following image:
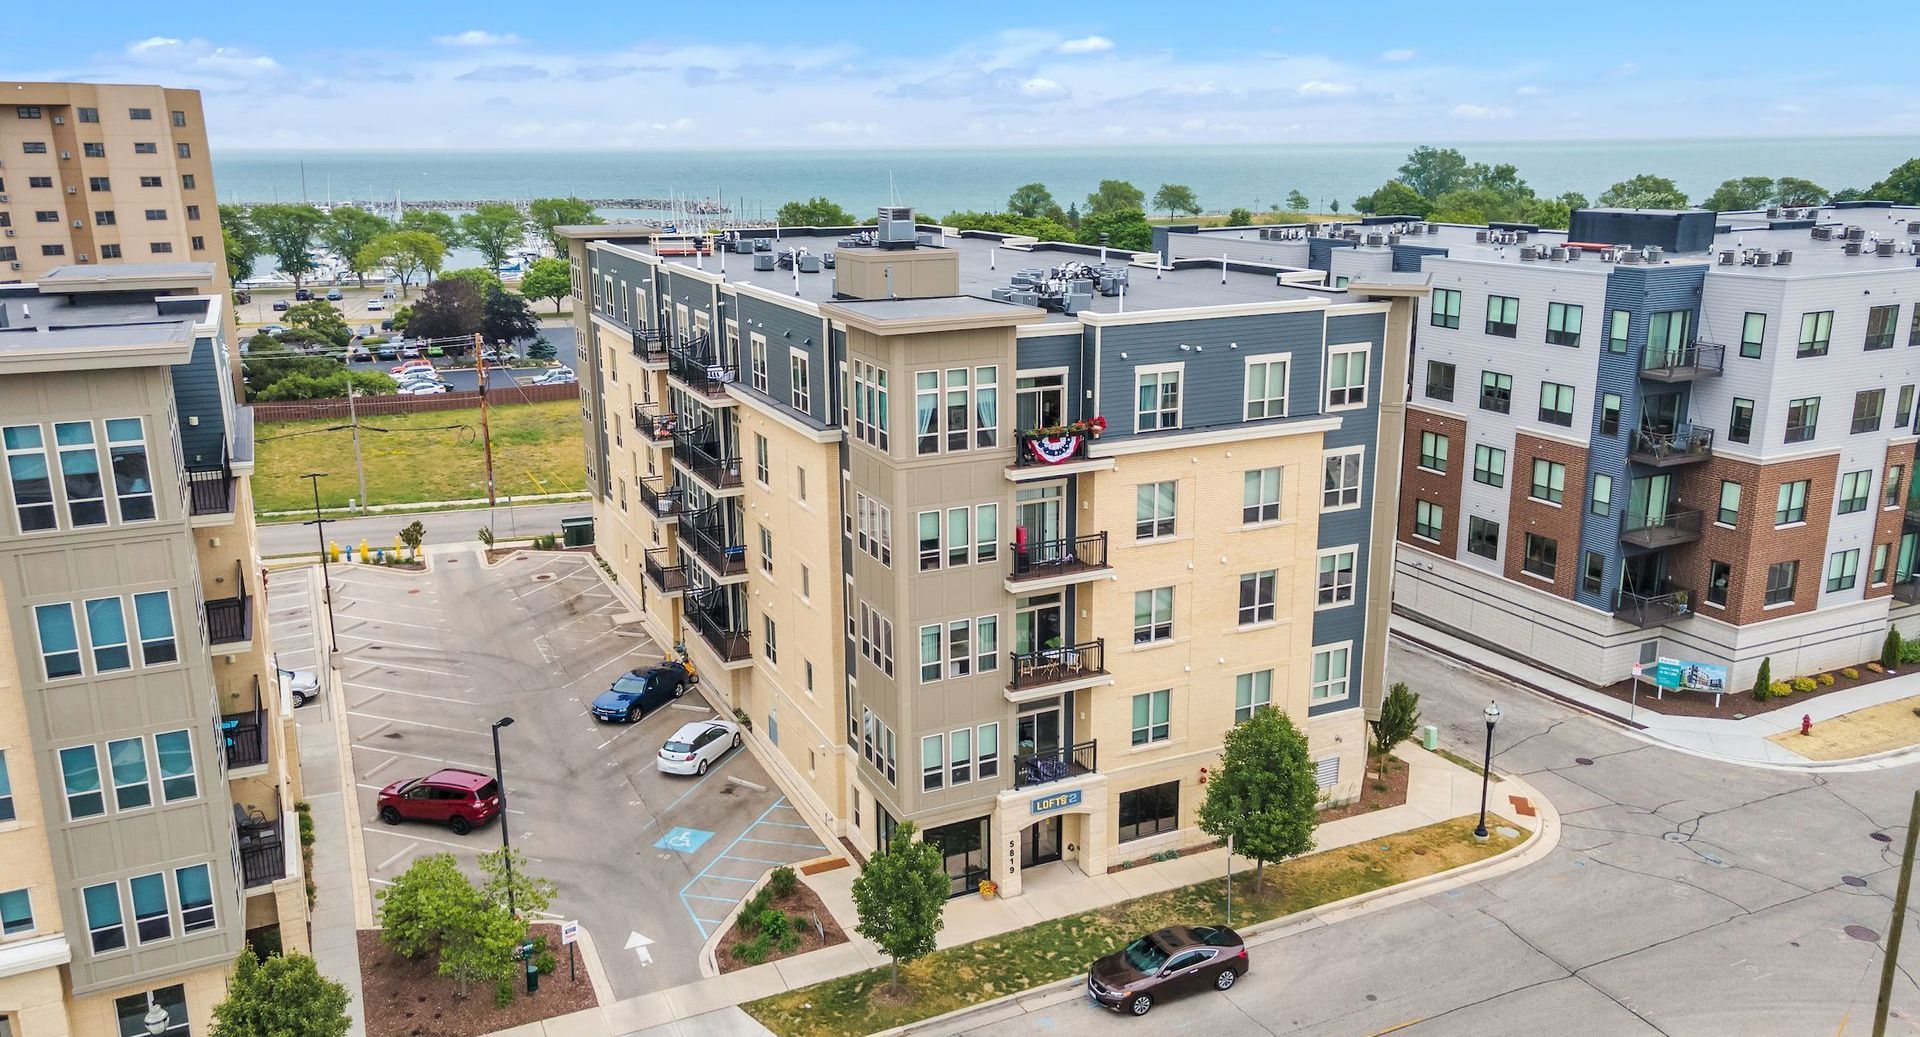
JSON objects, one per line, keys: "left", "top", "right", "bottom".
{"left": 1031, "top": 789, "right": 1081, "bottom": 815}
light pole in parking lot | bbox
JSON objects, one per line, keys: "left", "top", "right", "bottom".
{"left": 302, "top": 472, "right": 338, "bottom": 653}
{"left": 492, "top": 716, "right": 517, "bottom": 917}
{"left": 1474, "top": 701, "right": 1501, "bottom": 842}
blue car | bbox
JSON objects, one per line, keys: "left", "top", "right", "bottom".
{"left": 590, "top": 662, "right": 697, "bottom": 723}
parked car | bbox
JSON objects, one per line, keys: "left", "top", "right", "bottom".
{"left": 481, "top": 348, "right": 519, "bottom": 365}
{"left": 397, "top": 381, "right": 451, "bottom": 396}
{"left": 401, "top": 344, "right": 421, "bottom": 359}
{"left": 1086, "top": 926, "right": 1247, "bottom": 1016}
{"left": 294, "top": 288, "right": 313, "bottom": 301}
{"left": 530, "top": 366, "right": 576, "bottom": 386}
{"left": 259, "top": 324, "right": 287, "bottom": 337}
{"left": 377, "top": 768, "right": 501, "bottom": 834}
{"left": 326, "top": 288, "right": 345, "bottom": 301}
{"left": 271, "top": 299, "right": 290, "bottom": 312}
{"left": 396, "top": 373, "right": 444, "bottom": 390}
{"left": 367, "top": 299, "right": 385, "bottom": 311}
{"left": 590, "top": 662, "right": 697, "bottom": 723}
{"left": 390, "top": 359, "right": 435, "bottom": 377}
{"left": 383, "top": 288, "right": 397, "bottom": 299}
{"left": 374, "top": 344, "right": 399, "bottom": 361}
{"left": 278, "top": 667, "right": 321, "bottom": 707}
{"left": 657, "top": 719, "right": 741, "bottom": 776}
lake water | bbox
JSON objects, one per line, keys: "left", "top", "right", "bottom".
{"left": 213, "top": 138, "right": 1920, "bottom": 219}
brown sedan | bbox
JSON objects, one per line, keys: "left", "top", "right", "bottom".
{"left": 1086, "top": 925, "right": 1249, "bottom": 1016}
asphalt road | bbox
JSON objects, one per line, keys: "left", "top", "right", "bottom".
{"left": 344, "top": 324, "right": 579, "bottom": 392}
{"left": 288, "top": 550, "right": 823, "bottom": 998}
{"left": 256, "top": 501, "right": 593, "bottom": 554}
{"left": 946, "top": 638, "right": 1920, "bottom": 1036}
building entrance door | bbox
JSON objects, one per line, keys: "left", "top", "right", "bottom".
{"left": 1021, "top": 816, "right": 1063, "bottom": 869}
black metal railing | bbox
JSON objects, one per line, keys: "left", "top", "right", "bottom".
{"left": 1013, "top": 740, "right": 1098, "bottom": 790}
{"left": 205, "top": 561, "right": 252, "bottom": 645}
{"left": 186, "top": 450, "right": 234, "bottom": 516}
{"left": 1628, "top": 425, "right": 1715, "bottom": 466}
{"left": 1614, "top": 585, "right": 1694, "bottom": 628}
{"left": 222, "top": 684, "right": 267, "bottom": 769}
{"left": 1008, "top": 639, "right": 1107, "bottom": 691}
{"left": 236, "top": 810, "right": 286, "bottom": 888}
{"left": 638, "top": 478, "right": 682, "bottom": 519}
{"left": 687, "top": 594, "right": 751, "bottom": 661}
{"left": 1013, "top": 429, "right": 1093, "bottom": 468}
{"left": 633, "top": 404, "right": 678, "bottom": 444}
{"left": 671, "top": 427, "right": 744, "bottom": 489}
{"left": 632, "top": 327, "right": 671, "bottom": 362}
{"left": 1620, "top": 505, "right": 1703, "bottom": 549}
{"left": 682, "top": 508, "right": 746, "bottom": 576}
{"left": 644, "top": 547, "right": 687, "bottom": 593}
{"left": 1641, "top": 341, "right": 1727, "bottom": 381}
{"left": 667, "top": 334, "right": 737, "bottom": 396}
{"left": 1010, "top": 531, "right": 1110, "bottom": 580}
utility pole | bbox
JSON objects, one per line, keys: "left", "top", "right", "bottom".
{"left": 301, "top": 472, "right": 338, "bottom": 653}
{"left": 1873, "top": 790, "right": 1920, "bottom": 1036}
{"left": 346, "top": 381, "right": 368, "bottom": 512}
{"left": 475, "top": 332, "right": 497, "bottom": 508}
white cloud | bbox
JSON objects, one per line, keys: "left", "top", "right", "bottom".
{"left": 1056, "top": 35, "right": 1114, "bottom": 54}
{"left": 433, "top": 30, "right": 525, "bottom": 48}
{"left": 1776, "top": 102, "right": 1806, "bottom": 114}
{"left": 807, "top": 119, "right": 878, "bottom": 136}
{"left": 1516, "top": 84, "right": 1547, "bottom": 96}
{"left": 122, "top": 36, "right": 281, "bottom": 81}
{"left": 1296, "top": 80, "right": 1355, "bottom": 97}
{"left": 1019, "top": 76, "right": 1069, "bottom": 99}
{"left": 130, "top": 37, "right": 183, "bottom": 54}
{"left": 1380, "top": 48, "right": 1416, "bottom": 61}
{"left": 1452, "top": 103, "right": 1514, "bottom": 120}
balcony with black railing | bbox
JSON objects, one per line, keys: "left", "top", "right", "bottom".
{"left": 671, "top": 428, "right": 744, "bottom": 491}
{"left": 1009, "top": 531, "right": 1111, "bottom": 584}
{"left": 235, "top": 808, "right": 287, "bottom": 889}
{"left": 638, "top": 478, "right": 682, "bottom": 520}
{"left": 205, "top": 561, "right": 253, "bottom": 647}
{"left": 1641, "top": 341, "right": 1727, "bottom": 382}
{"left": 1013, "top": 740, "right": 1098, "bottom": 790}
{"left": 632, "top": 327, "right": 671, "bottom": 363}
{"left": 687, "top": 594, "right": 751, "bottom": 662}
{"left": 1012, "top": 428, "right": 1093, "bottom": 468}
{"left": 222, "top": 704, "right": 267, "bottom": 770}
{"left": 666, "top": 334, "right": 738, "bottom": 397}
{"left": 1615, "top": 584, "right": 1694, "bottom": 628}
{"left": 644, "top": 547, "right": 688, "bottom": 595}
{"left": 1621, "top": 505, "right": 1703, "bottom": 549}
{"left": 1008, "top": 639, "right": 1107, "bottom": 694}
{"left": 681, "top": 509, "right": 747, "bottom": 578}
{"left": 1628, "top": 425, "right": 1715, "bottom": 467}
{"left": 633, "top": 404, "right": 678, "bottom": 445}
{"left": 186, "top": 451, "right": 235, "bottom": 519}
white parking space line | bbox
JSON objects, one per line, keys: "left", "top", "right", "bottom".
{"left": 361, "top": 828, "right": 489, "bottom": 854}
{"left": 339, "top": 599, "right": 441, "bottom": 616}
{"left": 738, "top": 836, "right": 825, "bottom": 849}
{"left": 595, "top": 724, "right": 644, "bottom": 751}
{"left": 348, "top": 711, "right": 487, "bottom": 736}
{"left": 349, "top": 658, "right": 464, "bottom": 678}
{"left": 341, "top": 632, "right": 446, "bottom": 652}
{"left": 354, "top": 745, "right": 493, "bottom": 772}
{"left": 344, "top": 684, "right": 475, "bottom": 706}
{"left": 364, "top": 756, "right": 400, "bottom": 778}
{"left": 340, "top": 615, "right": 445, "bottom": 633}
{"left": 377, "top": 842, "right": 419, "bottom": 870}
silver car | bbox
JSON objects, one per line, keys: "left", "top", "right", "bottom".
{"left": 656, "top": 719, "right": 742, "bottom": 776}
{"left": 279, "top": 667, "right": 321, "bottom": 706}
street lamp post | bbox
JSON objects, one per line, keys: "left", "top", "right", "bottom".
{"left": 301, "top": 472, "right": 338, "bottom": 653}
{"left": 1474, "top": 701, "right": 1502, "bottom": 842}
{"left": 143, "top": 1003, "right": 172, "bottom": 1035}
{"left": 492, "top": 717, "right": 517, "bottom": 917}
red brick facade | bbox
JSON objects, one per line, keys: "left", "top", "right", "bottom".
{"left": 1670, "top": 452, "right": 1840, "bottom": 625}
{"left": 1398, "top": 407, "right": 1467, "bottom": 559}
{"left": 1865, "top": 442, "right": 1916, "bottom": 601}
{"left": 1503, "top": 432, "right": 1589, "bottom": 601}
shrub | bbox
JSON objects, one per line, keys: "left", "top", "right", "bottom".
{"left": 731, "top": 934, "right": 771, "bottom": 965}
{"left": 1886, "top": 628, "right": 1904, "bottom": 668}
{"left": 1817, "top": 673, "right": 1836, "bottom": 687}
{"left": 531, "top": 533, "right": 558, "bottom": 550}
{"left": 533, "top": 948, "right": 557, "bottom": 976}
{"left": 477, "top": 526, "right": 495, "bottom": 548}
{"left": 736, "top": 888, "right": 772, "bottom": 934}
{"left": 1902, "top": 639, "right": 1920, "bottom": 666}
{"left": 757, "top": 908, "right": 792, "bottom": 945}
{"left": 779, "top": 916, "right": 804, "bottom": 953}
{"left": 768, "top": 865, "right": 798, "bottom": 899}
{"left": 1753, "top": 657, "right": 1772, "bottom": 701}
{"left": 1770, "top": 681, "right": 1792, "bottom": 697}
{"left": 1791, "top": 676, "right": 1817, "bottom": 694}
{"left": 494, "top": 980, "right": 515, "bottom": 1007}
{"left": 1869, "top": 661, "right": 1886, "bottom": 673}
{"left": 1843, "top": 667, "right": 1861, "bottom": 679}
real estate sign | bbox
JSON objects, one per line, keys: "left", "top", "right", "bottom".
{"left": 1653, "top": 657, "right": 1730, "bottom": 694}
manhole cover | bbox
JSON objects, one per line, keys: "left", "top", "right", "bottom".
{"left": 534, "top": 573, "right": 557, "bottom": 582}
{"left": 1574, "top": 757, "right": 1594, "bottom": 766}
{"left": 1843, "top": 875, "right": 1869, "bottom": 887}
{"left": 1663, "top": 831, "right": 1691, "bottom": 843}
{"left": 1846, "top": 925, "right": 1881, "bottom": 942}
{"left": 1873, "top": 832, "right": 1895, "bottom": 843}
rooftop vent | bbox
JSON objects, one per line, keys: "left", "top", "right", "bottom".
{"left": 990, "top": 261, "right": 1128, "bottom": 314}
{"left": 1906, "top": 219, "right": 1920, "bottom": 234}
{"left": 1845, "top": 240, "right": 1864, "bottom": 256}
{"left": 1767, "top": 206, "right": 1782, "bottom": 218}
{"left": 1752, "top": 250, "right": 1774, "bottom": 267}
{"left": 1877, "top": 240, "right": 1897, "bottom": 257}
{"left": 1846, "top": 225, "right": 1868, "bottom": 242}
{"left": 1718, "top": 249, "right": 1736, "bottom": 265}
{"left": 1776, "top": 249, "right": 1794, "bottom": 266}
{"left": 1365, "top": 232, "right": 1386, "bottom": 246}
{"left": 1812, "top": 225, "right": 1834, "bottom": 240}
{"left": 875, "top": 206, "right": 917, "bottom": 250}
{"left": 1519, "top": 245, "right": 1539, "bottom": 261}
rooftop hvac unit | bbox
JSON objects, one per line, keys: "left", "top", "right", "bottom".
{"left": 1812, "top": 225, "right": 1833, "bottom": 240}
{"left": 1718, "top": 249, "right": 1736, "bottom": 265}
{"left": 1845, "top": 240, "right": 1864, "bottom": 256}
{"left": 1878, "top": 240, "right": 1897, "bottom": 257}
{"left": 1767, "top": 207, "right": 1782, "bottom": 218}
{"left": 1753, "top": 250, "right": 1774, "bottom": 267}
{"left": 1847, "top": 225, "right": 1868, "bottom": 241}
{"left": 1516, "top": 230, "right": 1530, "bottom": 242}
{"left": 1365, "top": 232, "right": 1385, "bottom": 246}
{"left": 875, "top": 206, "right": 916, "bottom": 249}
{"left": 1426, "top": 223, "right": 1439, "bottom": 234}
{"left": 1521, "top": 246, "right": 1541, "bottom": 261}
{"left": 1620, "top": 249, "right": 1643, "bottom": 264}
{"left": 753, "top": 252, "right": 776, "bottom": 271}
{"left": 1776, "top": 249, "right": 1794, "bottom": 265}
{"left": 1907, "top": 220, "right": 1920, "bottom": 234}
{"left": 1475, "top": 230, "right": 1489, "bottom": 243}
{"left": 1550, "top": 246, "right": 1569, "bottom": 261}
{"left": 1387, "top": 233, "right": 1401, "bottom": 245}
{"left": 1644, "top": 245, "right": 1663, "bottom": 261}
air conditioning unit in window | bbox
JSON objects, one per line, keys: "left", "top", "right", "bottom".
{"left": 65, "top": 185, "right": 76, "bottom": 194}
{"left": 53, "top": 115, "right": 65, "bottom": 124}
{"left": 58, "top": 150, "right": 71, "bottom": 160}
{"left": 71, "top": 219, "right": 82, "bottom": 228}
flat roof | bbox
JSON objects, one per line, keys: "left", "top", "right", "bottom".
{"left": 821, "top": 294, "right": 1046, "bottom": 335}
{"left": 37, "top": 262, "right": 218, "bottom": 291}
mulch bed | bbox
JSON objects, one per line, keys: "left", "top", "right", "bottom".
{"left": 357, "top": 923, "right": 596, "bottom": 1037}
{"left": 1588, "top": 662, "right": 1898, "bottom": 719}
{"left": 1319, "top": 754, "right": 1412, "bottom": 822}
{"left": 715, "top": 879, "right": 849, "bottom": 974}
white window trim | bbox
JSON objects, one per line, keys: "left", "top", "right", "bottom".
{"left": 789, "top": 348, "right": 812, "bottom": 412}
{"left": 1315, "top": 544, "right": 1360, "bottom": 611}
{"left": 1134, "top": 362, "right": 1185, "bottom": 432}
{"left": 1323, "top": 343, "right": 1371, "bottom": 412}
{"left": 1242, "top": 354, "right": 1290, "bottom": 420}
{"left": 1311, "top": 640, "right": 1355, "bottom": 703}
{"left": 1322, "top": 445, "right": 1367, "bottom": 514}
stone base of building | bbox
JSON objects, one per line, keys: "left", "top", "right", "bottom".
{"left": 1396, "top": 544, "right": 1895, "bottom": 689}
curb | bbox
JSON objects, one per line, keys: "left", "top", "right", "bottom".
{"left": 694, "top": 853, "right": 844, "bottom": 978}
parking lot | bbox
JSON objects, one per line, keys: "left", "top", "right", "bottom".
{"left": 270, "top": 549, "right": 825, "bottom": 997}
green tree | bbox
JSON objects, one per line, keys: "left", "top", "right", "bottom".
{"left": 283, "top": 301, "right": 352, "bottom": 350}
{"left": 1226, "top": 207, "right": 1254, "bottom": 225}
{"left": 518, "top": 256, "right": 571, "bottom": 314}
{"left": 399, "top": 209, "right": 462, "bottom": 249}
{"left": 527, "top": 196, "right": 600, "bottom": 254}
{"left": 1196, "top": 705, "right": 1319, "bottom": 892}
{"left": 221, "top": 204, "right": 266, "bottom": 284}
{"left": 1077, "top": 208, "right": 1153, "bottom": 252}
{"left": 477, "top": 846, "right": 557, "bottom": 916}
{"left": 1702, "top": 176, "right": 1776, "bottom": 213}
{"left": 940, "top": 211, "right": 1077, "bottom": 243}
{"left": 1086, "top": 179, "right": 1146, "bottom": 215}
{"left": 851, "top": 822, "right": 947, "bottom": 995}
{"left": 1520, "top": 196, "right": 1574, "bottom": 229}
{"left": 398, "top": 520, "right": 426, "bottom": 554}
{"left": 358, "top": 230, "right": 446, "bottom": 297}
{"left": 1007, "top": 182, "right": 1064, "bottom": 221}
{"left": 1152, "top": 183, "right": 1202, "bottom": 218}
{"left": 459, "top": 204, "right": 526, "bottom": 273}
{"left": 322, "top": 206, "right": 390, "bottom": 287}
{"left": 1397, "top": 145, "right": 1472, "bottom": 199}
{"left": 249, "top": 204, "right": 329, "bottom": 290}
{"left": 439, "top": 897, "right": 525, "bottom": 1000}
{"left": 1598, "top": 173, "right": 1689, "bottom": 209}
{"left": 1065, "top": 202, "right": 1081, "bottom": 229}
{"left": 406, "top": 278, "right": 486, "bottom": 341}
{"left": 775, "top": 197, "right": 857, "bottom": 226}
{"left": 1371, "top": 682, "right": 1422, "bottom": 779}
{"left": 1870, "top": 158, "right": 1920, "bottom": 205}
{"left": 528, "top": 336, "right": 556, "bottom": 362}
{"left": 1285, "top": 189, "right": 1310, "bottom": 212}
{"left": 377, "top": 853, "right": 472, "bottom": 960}
{"left": 1832, "top": 186, "right": 1871, "bottom": 203}
{"left": 1884, "top": 630, "right": 1903, "bottom": 670}
{"left": 1753, "top": 657, "right": 1772, "bottom": 701}
{"left": 256, "top": 369, "right": 396, "bottom": 402}
{"left": 1353, "top": 180, "right": 1431, "bottom": 218}
{"left": 210, "top": 951, "right": 351, "bottom": 1037}
{"left": 440, "top": 267, "right": 505, "bottom": 295}
{"left": 483, "top": 286, "right": 538, "bottom": 346}
{"left": 1770, "top": 177, "right": 1829, "bottom": 207}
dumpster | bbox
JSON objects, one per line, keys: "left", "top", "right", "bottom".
{"left": 560, "top": 516, "right": 595, "bottom": 547}
{"left": 1421, "top": 724, "right": 1439, "bottom": 751}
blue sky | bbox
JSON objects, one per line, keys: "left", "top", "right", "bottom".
{"left": 11, "top": 1, "right": 1919, "bottom": 149}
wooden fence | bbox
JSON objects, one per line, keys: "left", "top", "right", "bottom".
{"left": 252, "top": 383, "right": 580, "bottom": 422}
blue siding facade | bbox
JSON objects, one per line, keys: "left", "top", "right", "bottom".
{"left": 1312, "top": 311, "right": 1387, "bottom": 717}
{"left": 1094, "top": 311, "right": 1328, "bottom": 440}
{"left": 170, "top": 334, "right": 227, "bottom": 467}
{"left": 1391, "top": 243, "right": 1449, "bottom": 273}
{"left": 1307, "top": 238, "right": 1357, "bottom": 272}
{"left": 733, "top": 293, "right": 830, "bottom": 427}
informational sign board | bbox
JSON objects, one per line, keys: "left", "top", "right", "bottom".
{"left": 560, "top": 920, "right": 579, "bottom": 946}
{"left": 1031, "top": 789, "right": 1082, "bottom": 815}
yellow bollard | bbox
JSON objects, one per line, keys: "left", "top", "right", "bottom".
{"left": 328, "top": 541, "right": 341, "bottom": 563}
{"left": 358, "top": 538, "right": 370, "bottom": 563}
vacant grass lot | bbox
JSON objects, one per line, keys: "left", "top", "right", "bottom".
{"left": 744, "top": 816, "right": 1523, "bottom": 1037}
{"left": 1769, "top": 692, "right": 1920, "bottom": 760}
{"left": 253, "top": 400, "right": 585, "bottom": 512}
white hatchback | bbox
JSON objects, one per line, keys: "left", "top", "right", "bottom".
{"left": 656, "top": 719, "right": 742, "bottom": 776}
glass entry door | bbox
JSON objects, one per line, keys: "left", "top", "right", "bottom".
{"left": 1017, "top": 485, "right": 1066, "bottom": 562}
{"left": 1021, "top": 816, "right": 1063, "bottom": 869}
{"left": 923, "top": 817, "right": 988, "bottom": 897}
{"left": 1640, "top": 394, "right": 1682, "bottom": 436}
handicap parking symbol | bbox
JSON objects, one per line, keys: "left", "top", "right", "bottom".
{"left": 653, "top": 827, "right": 714, "bottom": 855}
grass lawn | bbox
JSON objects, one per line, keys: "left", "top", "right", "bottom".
{"left": 253, "top": 400, "right": 585, "bottom": 513}
{"left": 1769, "top": 693, "right": 1920, "bottom": 760}
{"left": 743, "top": 816, "right": 1523, "bottom": 1037}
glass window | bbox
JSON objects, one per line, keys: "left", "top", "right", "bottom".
{"left": 1729, "top": 398, "right": 1754, "bottom": 444}
{"left": 921, "top": 734, "right": 944, "bottom": 791}
{"left": 1134, "top": 587, "right": 1173, "bottom": 644}
{"left": 1775, "top": 480, "right": 1810, "bottom": 525}
{"left": 1581, "top": 551, "right": 1605, "bottom": 596}
{"left": 36, "top": 602, "right": 82, "bottom": 679}
{"left": 1414, "top": 500, "right": 1444, "bottom": 541}
{"left": 1785, "top": 397, "right": 1819, "bottom": 443}
{"left": 1798, "top": 311, "right": 1833, "bottom": 357}
{"left": 1467, "top": 516, "right": 1500, "bottom": 559}
{"left": 1473, "top": 445, "right": 1505, "bottom": 487}
{"left": 750, "top": 336, "right": 769, "bottom": 391}
{"left": 1523, "top": 533, "right": 1558, "bottom": 580}
{"left": 1418, "top": 431, "right": 1448, "bottom": 472}
{"left": 108, "top": 737, "right": 151, "bottom": 811}
{"left": 130, "top": 873, "right": 170, "bottom": 943}
{"left": 1873, "top": 544, "right": 1892, "bottom": 586}
{"left": 946, "top": 507, "right": 970, "bottom": 567}
{"left": 1430, "top": 288, "right": 1461, "bottom": 329}
{"left": 789, "top": 351, "right": 811, "bottom": 411}
{"left": 81, "top": 596, "right": 135, "bottom": 673}
{"left": 1311, "top": 646, "right": 1350, "bottom": 702}
{"left": 1479, "top": 371, "right": 1512, "bottom": 413}
{"left": 1766, "top": 560, "right": 1798, "bottom": 605}
{"left": 61, "top": 744, "right": 104, "bottom": 818}
{"left": 1137, "top": 368, "right": 1182, "bottom": 430}
{"left": 1326, "top": 347, "right": 1369, "bottom": 408}
{"left": 1591, "top": 473, "right": 1612, "bottom": 516}
{"left": 949, "top": 728, "right": 971, "bottom": 785}
{"left": 1607, "top": 309, "right": 1631, "bottom": 353}
{"left": 947, "top": 620, "right": 971, "bottom": 678}
{"left": 1888, "top": 466, "right": 1906, "bottom": 509}
{"left": 1425, "top": 360, "right": 1454, "bottom": 402}
{"left": 974, "top": 366, "right": 999, "bottom": 449}
{"left": 1245, "top": 357, "right": 1289, "bottom": 418}
{"left": 1718, "top": 481, "right": 1742, "bottom": 525}
{"left": 1238, "top": 570, "right": 1276, "bottom": 624}
{"left": 154, "top": 730, "right": 195, "bottom": 802}
{"left": 1323, "top": 450, "right": 1363, "bottom": 510}
{"left": 1740, "top": 312, "right": 1766, "bottom": 358}
{"left": 977, "top": 723, "right": 1000, "bottom": 779}
{"left": 754, "top": 434, "right": 769, "bottom": 484}
{"left": 1839, "top": 471, "right": 1872, "bottom": 515}
{"left": 976, "top": 615, "right": 998, "bottom": 673}
{"left": 919, "top": 625, "right": 942, "bottom": 683}
{"left": 917, "top": 511, "right": 940, "bottom": 571}
{"left": 1538, "top": 382, "right": 1575, "bottom": 426}
{"left": 1243, "top": 468, "right": 1281, "bottom": 523}
{"left": 944, "top": 368, "right": 972, "bottom": 451}
{"left": 975, "top": 504, "right": 998, "bottom": 564}
{"left": 1599, "top": 393, "right": 1623, "bottom": 436}
{"left": 1647, "top": 309, "right": 1690, "bottom": 365}
{"left": 1530, "top": 459, "right": 1566, "bottom": 504}
{"left": 1546, "top": 302, "right": 1583, "bottom": 346}
{"left": 3, "top": 425, "right": 57, "bottom": 531}
{"left": 84, "top": 882, "right": 125, "bottom": 954}
{"left": 1827, "top": 549, "right": 1861, "bottom": 592}
{"left": 1317, "top": 549, "right": 1356, "bottom": 606}
{"left": 1131, "top": 689, "right": 1171, "bottom": 746}
{"left": 1117, "top": 781, "right": 1179, "bottom": 842}
{"left": 1234, "top": 670, "right": 1273, "bottom": 723}
{"left": 134, "top": 591, "right": 176, "bottom": 664}
{"left": 1853, "top": 390, "right": 1885, "bottom": 435}
{"left": 914, "top": 371, "right": 939, "bottom": 454}
{"left": 1137, "top": 481, "right": 1176, "bottom": 539}
{"left": 1867, "top": 305, "right": 1899, "bottom": 350}
{"left": 55, "top": 421, "right": 106, "bottom": 526}
{"left": 0, "top": 748, "right": 14, "bottom": 822}
{"left": 1484, "top": 295, "right": 1519, "bottom": 337}
{"left": 0, "top": 887, "right": 31, "bottom": 935}
{"left": 1707, "top": 561, "right": 1732, "bottom": 607}
{"left": 1900, "top": 386, "right": 1916, "bottom": 430}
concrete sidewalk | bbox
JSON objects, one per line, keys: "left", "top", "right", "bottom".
{"left": 478, "top": 742, "right": 1551, "bottom": 1037}
{"left": 1393, "top": 612, "right": 1920, "bottom": 768}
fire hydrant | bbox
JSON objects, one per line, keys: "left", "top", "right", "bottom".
{"left": 1801, "top": 714, "right": 1814, "bottom": 736}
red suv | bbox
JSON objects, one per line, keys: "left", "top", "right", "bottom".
{"left": 377, "top": 769, "right": 501, "bottom": 834}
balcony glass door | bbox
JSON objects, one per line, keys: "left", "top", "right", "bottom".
{"left": 1016, "top": 375, "right": 1066, "bottom": 432}
{"left": 1640, "top": 394, "right": 1682, "bottom": 436}
{"left": 1017, "top": 485, "right": 1065, "bottom": 562}
{"left": 1900, "top": 533, "right": 1919, "bottom": 583}
{"left": 1017, "top": 707, "right": 1062, "bottom": 759}
{"left": 1629, "top": 474, "right": 1672, "bottom": 525}
{"left": 1620, "top": 552, "right": 1667, "bottom": 596}
{"left": 1015, "top": 592, "right": 1063, "bottom": 654}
